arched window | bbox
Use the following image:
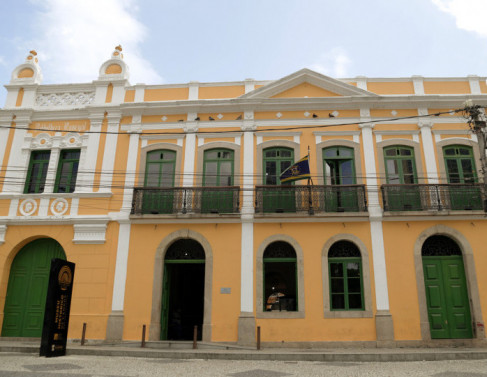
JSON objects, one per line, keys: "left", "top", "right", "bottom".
{"left": 263, "top": 241, "right": 297, "bottom": 312}
{"left": 263, "top": 147, "right": 294, "bottom": 185}
{"left": 328, "top": 241, "right": 364, "bottom": 311}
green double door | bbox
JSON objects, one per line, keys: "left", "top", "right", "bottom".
{"left": 262, "top": 147, "right": 295, "bottom": 212}
{"left": 202, "top": 149, "right": 234, "bottom": 213}
{"left": 422, "top": 256, "right": 473, "bottom": 339}
{"left": 2, "top": 239, "right": 66, "bottom": 337}
{"left": 323, "top": 147, "right": 358, "bottom": 212}
{"left": 444, "top": 146, "right": 482, "bottom": 210}
{"left": 142, "top": 150, "right": 176, "bottom": 214}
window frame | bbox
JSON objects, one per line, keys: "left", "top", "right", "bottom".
{"left": 54, "top": 149, "right": 81, "bottom": 193}
{"left": 436, "top": 138, "right": 482, "bottom": 184}
{"left": 138, "top": 143, "right": 182, "bottom": 187}
{"left": 383, "top": 145, "right": 418, "bottom": 184}
{"left": 24, "top": 150, "right": 51, "bottom": 194}
{"left": 328, "top": 255, "right": 364, "bottom": 311}
{"left": 256, "top": 235, "right": 305, "bottom": 319}
{"left": 144, "top": 149, "right": 177, "bottom": 188}
{"left": 315, "top": 140, "right": 363, "bottom": 185}
{"left": 262, "top": 146, "right": 295, "bottom": 185}
{"left": 202, "top": 148, "right": 234, "bottom": 187}
{"left": 322, "top": 234, "right": 373, "bottom": 318}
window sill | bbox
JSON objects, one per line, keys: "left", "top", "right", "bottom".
{"left": 324, "top": 309, "right": 373, "bottom": 319}
{"left": 257, "top": 310, "right": 305, "bottom": 319}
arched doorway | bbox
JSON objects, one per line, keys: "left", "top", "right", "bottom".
{"left": 422, "top": 235, "right": 473, "bottom": 339}
{"left": 161, "top": 239, "right": 205, "bottom": 340}
{"left": 2, "top": 238, "right": 66, "bottom": 337}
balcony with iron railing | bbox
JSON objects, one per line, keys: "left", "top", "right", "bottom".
{"left": 131, "top": 184, "right": 368, "bottom": 216}
{"left": 255, "top": 184, "right": 367, "bottom": 214}
{"left": 381, "top": 183, "right": 486, "bottom": 212}
{"left": 131, "top": 186, "right": 241, "bottom": 215}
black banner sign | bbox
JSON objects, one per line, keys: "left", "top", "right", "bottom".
{"left": 40, "top": 258, "right": 75, "bottom": 357}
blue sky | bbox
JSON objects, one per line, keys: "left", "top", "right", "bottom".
{"left": 1, "top": 0, "right": 487, "bottom": 106}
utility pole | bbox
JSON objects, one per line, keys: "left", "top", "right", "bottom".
{"left": 462, "top": 99, "right": 487, "bottom": 209}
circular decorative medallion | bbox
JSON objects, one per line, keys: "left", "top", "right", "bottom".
{"left": 19, "top": 199, "right": 37, "bottom": 216}
{"left": 50, "top": 198, "right": 69, "bottom": 216}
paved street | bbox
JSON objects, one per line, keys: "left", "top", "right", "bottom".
{"left": 0, "top": 353, "right": 487, "bottom": 377}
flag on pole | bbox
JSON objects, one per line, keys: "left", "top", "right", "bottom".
{"left": 279, "top": 155, "right": 311, "bottom": 184}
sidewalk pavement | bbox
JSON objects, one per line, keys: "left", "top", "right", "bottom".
{"left": 1, "top": 339, "right": 487, "bottom": 362}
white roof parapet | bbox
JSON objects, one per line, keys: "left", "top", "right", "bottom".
{"left": 10, "top": 50, "right": 43, "bottom": 85}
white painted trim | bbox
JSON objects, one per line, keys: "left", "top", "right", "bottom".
{"left": 313, "top": 131, "right": 361, "bottom": 137}
{"left": 244, "top": 79, "right": 255, "bottom": 94}
{"left": 8, "top": 199, "right": 19, "bottom": 217}
{"left": 182, "top": 133, "right": 196, "bottom": 187}
{"left": 240, "top": 222, "right": 254, "bottom": 312}
{"left": 432, "top": 129, "right": 472, "bottom": 135}
{"left": 141, "top": 139, "right": 148, "bottom": 148}
{"left": 78, "top": 118, "right": 103, "bottom": 192}
{"left": 99, "top": 120, "right": 120, "bottom": 191}
{"left": 0, "top": 124, "right": 11, "bottom": 171}
{"left": 359, "top": 123, "right": 381, "bottom": 214}
{"left": 134, "top": 84, "right": 145, "bottom": 102}
{"left": 38, "top": 198, "right": 49, "bottom": 216}
{"left": 418, "top": 122, "right": 439, "bottom": 183}
{"left": 374, "top": 130, "right": 420, "bottom": 136}
{"left": 121, "top": 132, "right": 140, "bottom": 213}
{"left": 468, "top": 75, "right": 481, "bottom": 94}
{"left": 3, "top": 126, "right": 28, "bottom": 193}
{"left": 241, "top": 131, "right": 255, "bottom": 216}
{"left": 73, "top": 222, "right": 107, "bottom": 244}
{"left": 188, "top": 82, "right": 199, "bottom": 100}
{"left": 43, "top": 148, "right": 60, "bottom": 194}
{"left": 370, "top": 220, "right": 390, "bottom": 311}
{"left": 111, "top": 222, "right": 131, "bottom": 311}
{"left": 0, "top": 224, "right": 6, "bottom": 245}
{"left": 412, "top": 76, "right": 424, "bottom": 95}
{"left": 70, "top": 197, "right": 79, "bottom": 216}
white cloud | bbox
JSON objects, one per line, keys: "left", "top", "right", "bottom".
{"left": 308, "top": 48, "right": 352, "bottom": 77}
{"left": 30, "top": 0, "right": 162, "bottom": 84}
{"left": 432, "top": 0, "right": 487, "bottom": 38}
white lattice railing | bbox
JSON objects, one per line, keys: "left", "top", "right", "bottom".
{"left": 36, "top": 91, "right": 95, "bottom": 107}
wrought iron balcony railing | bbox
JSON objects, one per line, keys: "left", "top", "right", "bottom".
{"left": 254, "top": 184, "right": 367, "bottom": 214}
{"left": 381, "top": 183, "right": 486, "bottom": 212}
{"left": 131, "top": 186, "right": 240, "bottom": 215}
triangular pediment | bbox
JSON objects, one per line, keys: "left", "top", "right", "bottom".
{"left": 241, "top": 68, "right": 377, "bottom": 99}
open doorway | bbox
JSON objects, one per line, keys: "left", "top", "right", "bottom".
{"left": 161, "top": 239, "right": 205, "bottom": 340}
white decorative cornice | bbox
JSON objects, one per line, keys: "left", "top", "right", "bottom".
{"left": 73, "top": 222, "right": 108, "bottom": 244}
{"left": 359, "top": 123, "right": 375, "bottom": 130}
{"left": 418, "top": 120, "right": 433, "bottom": 129}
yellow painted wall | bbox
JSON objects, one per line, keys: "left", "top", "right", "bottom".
{"left": 144, "top": 87, "right": 189, "bottom": 101}
{"left": 123, "top": 224, "right": 242, "bottom": 341}
{"left": 424, "top": 81, "right": 471, "bottom": 94}
{"left": 367, "top": 81, "right": 415, "bottom": 95}
{"left": 253, "top": 222, "right": 376, "bottom": 342}
{"left": 0, "top": 223, "right": 120, "bottom": 340}
{"left": 124, "top": 90, "right": 135, "bottom": 103}
{"left": 198, "top": 85, "right": 245, "bottom": 99}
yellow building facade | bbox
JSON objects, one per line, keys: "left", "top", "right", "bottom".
{"left": 1, "top": 47, "right": 486, "bottom": 347}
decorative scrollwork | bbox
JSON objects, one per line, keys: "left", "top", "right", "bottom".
{"left": 422, "top": 235, "right": 462, "bottom": 256}
{"left": 328, "top": 241, "right": 361, "bottom": 258}
{"left": 263, "top": 241, "right": 296, "bottom": 259}
{"left": 35, "top": 92, "right": 95, "bottom": 107}
{"left": 165, "top": 239, "right": 205, "bottom": 260}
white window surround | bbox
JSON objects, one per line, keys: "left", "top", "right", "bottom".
{"left": 256, "top": 234, "right": 305, "bottom": 319}
{"left": 196, "top": 141, "right": 241, "bottom": 186}
{"left": 315, "top": 140, "right": 363, "bottom": 185}
{"left": 256, "top": 132, "right": 301, "bottom": 145}
{"left": 137, "top": 142, "right": 183, "bottom": 187}
{"left": 376, "top": 139, "right": 425, "bottom": 184}
{"left": 321, "top": 234, "right": 373, "bottom": 318}
{"left": 255, "top": 140, "right": 301, "bottom": 185}
{"left": 435, "top": 138, "right": 482, "bottom": 183}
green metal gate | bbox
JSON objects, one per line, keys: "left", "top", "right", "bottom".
{"left": 1, "top": 239, "right": 66, "bottom": 337}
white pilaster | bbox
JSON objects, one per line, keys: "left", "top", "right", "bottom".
{"left": 111, "top": 222, "right": 131, "bottom": 311}
{"left": 412, "top": 76, "right": 424, "bottom": 95}
{"left": 3, "top": 120, "right": 29, "bottom": 193}
{"left": 355, "top": 76, "right": 367, "bottom": 91}
{"left": 418, "top": 121, "right": 439, "bottom": 184}
{"left": 43, "top": 148, "right": 60, "bottom": 194}
{"left": 99, "top": 113, "right": 121, "bottom": 192}
{"left": 188, "top": 82, "right": 199, "bottom": 100}
{"left": 468, "top": 75, "right": 481, "bottom": 94}
{"left": 0, "top": 116, "right": 12, "bottom": 169}
{"left": 77, "top": 115, "right": 103, "bottom": 192}
{"left": 370, "top": 221, "right": 390, "bottom": 311}
{"left": 244, "top": 79, "right": 255, "bottom": 94}
{"left": 182, "top": 121, "right": 198, "bottom": 187}
{"left": 360, "top": 112, "right": 391, "bottom": 314}
{"left": 121, "top": 128, "right": 141, "bottom": 213}
{"left": 241, "top": 222, "right": 254, "bottom": 312}
{"left": 134, "top": 84, "right": 145, "bottom": 102}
